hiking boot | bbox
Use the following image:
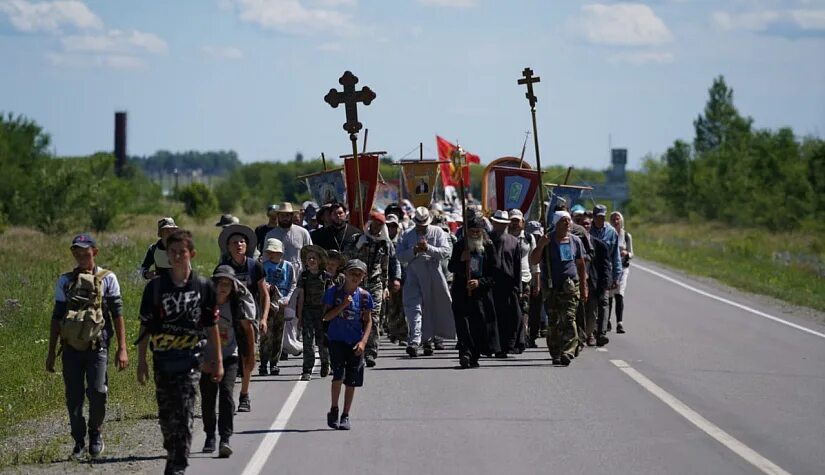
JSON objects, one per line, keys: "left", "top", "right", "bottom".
{"left": 365, "top": 355, "right": 376, "bottom": 368}
{"left": 469, "top": 359, "right": 480, "bottom": 368}
{"left": 327, "top": 407, "right": 339, "bottom": 429}
{"left": 89, "top": 433, "right": 104, "bottom": 459}
{"left": 552, "top": 357, "right": 561, "bottom": 365}
{"left": 203, "top": 434, "right": 216, "bottom": 453}
{"left": 70, "top": 441, "right": 85, "bottom": 461}
{"left": 258, "top": 365, "right": 269, "bottom": 376}
{"left": 596, "top": 335, "right": 610, "bottom": 347}
{"left": 218, "top": 439, "right": 233, "bottom": 458}
{"left": 617, "top": 323, "right": 625, "bottom": 334}
{"left": 338, "top": 414, "right": 351, "bottom": 430}
{"left": 320, "top": 364, "right": 330, "bottom": 378}
{"left": 406, "top": 344, "right": 419, "bottom": 358}
{"left": 459, "top": 354, "right": 470, "bottom": 369}
{"left": 300, "top": 373, "right": 311, "bottom": 381}
{"left": 237, "top": 393, "right": 251, "bottom": 413}
{"left": 559, "top": 354, "right": 572, "bottom": 366}
{"left": 586, "top": 336, "right": 597, "bottom": 347}
{"left": 422, "top": 346, "right": 434, "bottom": 356}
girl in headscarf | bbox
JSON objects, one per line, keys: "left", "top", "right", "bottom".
{"left": 609, "top": 211, "right": 633, "bottom": 333}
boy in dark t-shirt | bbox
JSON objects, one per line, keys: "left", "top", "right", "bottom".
{"left": 322, "top": 259, "right": 374, "bottom": 431}
{"left": 296, "top": 245, "right": 332, "bottom": 381}
{"left": 137, "top": 230, "right": 222, "bottom": 475}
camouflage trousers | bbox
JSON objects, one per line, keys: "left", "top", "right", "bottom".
{"left": 301, "top": 307, "right": 329, "bottom": 374}
{"left": 154, "top": 368, "right": 199, "bottom": 472}
{"left": 385, "top": 288, "right": 408, "bottom": 342}
{"left": 543, "top": 278, "right": 580, "bottom": 359}
{"left": 364, "top": 281, "right": 384, "bottom": 358}
{"left": 260, "top": 307, "right": 285, "bottom": 369}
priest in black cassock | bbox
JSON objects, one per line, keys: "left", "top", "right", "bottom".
{"left": 449, "top": 216, "right": 501, "bottom": 369}
{"left": 489, "top": 210, "right": 525, "bottom": 355}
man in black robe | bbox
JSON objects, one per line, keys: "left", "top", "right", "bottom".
{"left": 489, "top": 210, "right": 524, "bottom": 356}
{"left": 449, "top": 217, "right": 500, "bottom": 369}
{"left": 310, "top": 202, "right": 362, "bottom": 260}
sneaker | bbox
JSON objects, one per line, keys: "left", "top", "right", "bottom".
{"left": 406, "top": 345, "right": 419, "bottom": 358}
{"left": 398, "top": 340, "right": 407, "bottom": 347}
{"left": 586, "top": 336, "right": 597, "bottom": 347}
{"left": 320, "top": 364, "right": 330, "bottom": 378}
{"left": 559, "top": 354, "right": 572, "bottom": 366}
{"left": 70, "top": 441, "right": 85, "bottom": 461}
{"left": 458, "top": 354, "right": 470, "bottom": 369}
{"left": 300, "top": 373, "right": 311, "bottom": 381}
{"left": 422, "top": 346, "right": 434, "bottom": 356}
{"left": 596, "top": 335, "right": 610, "bottom": 347}
{"left": 617, "top": 323, "right": 625, "bottom": 334}
{"left": 552, "top": 357, "right": 561, "bottom": 365}
{"left": 327, "top": 407, "right": 339, "bottom": 429}
{"left": 203, "top": 434, "right": 216, "bottom": 453}
{"left": 258, "top": 365, "right": 269, "bottom": 376}
{"left": 237, "top": 393, "right": 251, "bottom": 413}
{"left": 433, "top": 341, "right": 446, "bottom": 351}
{"left": 270, "top": 366, "right": 281, "bottom": 376}
{"left": 494, "top": 352, "right": 508, "bottom": 359}
{"left": 338, "top": 414, "right": 351, "bottom": 430}
{"left": 365, "top": 356, "right": 376, "bottom": 368}
{"left": 218, "top": 439, "right": 233, "bottom": 458}
{"left": 89, "top": 433, "right": 104, "bottom": 459}
{"left": 526, "top": 339, "right": 538, "bottom": 349}
{"left": 469, "top": 360, "right": 480, "bottom": 368}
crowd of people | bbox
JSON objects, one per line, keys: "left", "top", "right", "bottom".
{"left": 47, "top": 198, "right": 632, "bottom": 474}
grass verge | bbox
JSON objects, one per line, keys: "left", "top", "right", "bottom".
{"left": 630, "top": 220, "right": 825, "bottom": 313}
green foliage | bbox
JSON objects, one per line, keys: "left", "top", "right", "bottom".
{"left": 177, "top": 182, "right": 218, "bottom": 221}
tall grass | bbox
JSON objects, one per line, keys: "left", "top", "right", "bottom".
{"left": 0, "top": 211, "right": 256, "bottom": 463}
{"left": 630, "top": 220, "right": 825, "bottom": 312}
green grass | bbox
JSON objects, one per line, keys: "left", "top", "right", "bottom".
{"left": 0, "top": 211, "right": 242, "bottom": 465}
{"left": 630, "top": 220, "right": 825, "bottom": 312}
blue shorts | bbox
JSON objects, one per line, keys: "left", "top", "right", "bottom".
{"left": 328, "top": 340, "right": 364, "bottom": 387}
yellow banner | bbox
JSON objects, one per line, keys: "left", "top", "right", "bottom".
{"left": 401, "top": 161, "right": 439, "bottom": 208}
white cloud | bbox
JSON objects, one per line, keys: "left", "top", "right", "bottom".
{"left": 61, "top": 29, "right": 168, "bottom": 54}
{"left": 0, "top": 0, "right": 102, "bottom": 33}
{"left": 417, "top": 0, "right": 476, "bottom": 7}
{"left": 712, "top": 8, "right": 825, "bottom": 34}
{"left": 202, "top": 45, "right": 244, "bottom": 60}
{"left": 229, "top": 0, "right": 354, "bottom": 35}
{"left": 609, "top": 51, "right": 675, "bottom": 65}
{"left": 572, "top": 3, "right": 673, "bottom": 46}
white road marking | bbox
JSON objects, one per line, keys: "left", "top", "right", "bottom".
{"left": 595, "top": 347, "right": 608, "bottom": 352}
{"left": 610, "top": 359, "right": 790, "bottom": 475}
{"left": 634, "top": 263, "right": 825, "bottom": 340}
{"left": 241, "top": 360, "right": 317, "bottom": 475}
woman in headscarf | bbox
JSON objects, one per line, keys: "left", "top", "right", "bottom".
{"left": 608, "top": 211, "right": 633, "bottom": 334}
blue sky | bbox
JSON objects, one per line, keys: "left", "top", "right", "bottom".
{"left": 1, "top": 0, "right": 823, "bottom": 171}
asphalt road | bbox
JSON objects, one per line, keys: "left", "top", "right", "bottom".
{"left": 188, "top": 259, "right": 825, "bottom": 475}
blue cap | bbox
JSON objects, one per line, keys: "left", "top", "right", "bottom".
{"left": 593, "top": 204, "right": 608, "bottom": 216}
{"left": 71, "top": 233, "right": 96, "bottom": 249}
{"left": 571, "top": 204, "right": 586, "bottom": 216}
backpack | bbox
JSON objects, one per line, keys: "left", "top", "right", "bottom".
{"left": 60, "top": 268, "right": 111, "bottom": 351}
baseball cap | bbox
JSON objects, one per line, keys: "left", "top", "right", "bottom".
{"left": 593, "top": 204, "right": 608, "bottom": 216}
{"left": 344, "top": 259, "right": 368, "bottom": 274}
{"left": 71, "top": 233, "right": 96, "bottom": 249}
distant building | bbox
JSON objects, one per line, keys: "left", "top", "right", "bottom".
{"left": 590, "top": 149, "right": 629, "bottom": 211}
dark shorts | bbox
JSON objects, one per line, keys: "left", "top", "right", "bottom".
{"left": 328, "top": 340, "right": 364, "bottom": 387}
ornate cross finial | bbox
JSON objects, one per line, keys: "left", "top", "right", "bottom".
{"left": 517, "top": 67, "right": 540, "bottom": 110}
{"left": 324, "top": 70, "right": 376, "bottom": 135}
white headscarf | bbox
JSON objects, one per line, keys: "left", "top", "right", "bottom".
{"left": 610, "top": 211, "right": 626, "bottom": 245}
{"left": 551, "top": 210, "right": 571, "bottom": 226}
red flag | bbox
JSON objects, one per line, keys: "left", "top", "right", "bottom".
{"left": 436, "top": 136, "right": 479, "bottom": 187}
{"left": 344, "top": 154, "right": 379, "bottom": 228}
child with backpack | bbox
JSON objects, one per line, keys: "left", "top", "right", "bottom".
{"left": 199, "top": 265, "right": 256, "bottom": 458}
{"left": 323, "top": 259, "right": 374, "bottom": 431}
{"left": 259, "top": 238, "right": 296, "bottom": 376}
{"left": 46, "top": 233, "right": 128, "bottom": 460}
{"left": 296, "top": 245, "right": 333, "bottom": 381}
{"left": 137, "top": 230, "right": 223, "bottom": 475}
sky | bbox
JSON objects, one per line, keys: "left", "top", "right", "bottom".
{"left": 1, "top": 0, "right": 823, "bottom": 171}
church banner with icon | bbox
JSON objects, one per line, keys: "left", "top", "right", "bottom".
{"left": 401, "top": 161, "right": 439, "bottom": 207}
{"left": 492, "top": 166, "right": 540, "bottom": 213}
{"left": 374, "top": 181, "right": 400, "bottom": 212}
{"left": 305, "top": 168, "right": 346, "bottom": 206}
{"left": 344, "top": 154, "right": 379, "bottom": 228}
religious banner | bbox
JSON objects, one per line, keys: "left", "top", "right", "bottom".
{"left": 492, "top": 166, "right": 540, "bottom": 213}
{"left": 344, "top": 153, "right": 380, "bottom": 228}
{"left": 304, "top": 168, "right": 346, "bottom": 205}
{"left": 546, "top": 184, "right": 589, "bottom": 229}
{"left": 401, "top": 161, "right": 440, "bottom": 207}
{"left": 436, "top": 135, "right": 479, "bottom": 187}
{"left": 374, "top": 181, "right": 399, "bottom": 212}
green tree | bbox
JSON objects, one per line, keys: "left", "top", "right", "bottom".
{"left": 177, "top": 182, "right": 218, "bottom": 222}
{"left": 662, "top": 140, "right": 693, "bottom": 218}
{"left": 693, "top": 76, "right": 752, "bottom": 154}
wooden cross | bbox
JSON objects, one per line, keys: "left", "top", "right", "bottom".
{"left": 324, "top": 70, "right": 376, "bottom": 135}
{"left": 517, "top": 67, "right": 540, "bottom": 110}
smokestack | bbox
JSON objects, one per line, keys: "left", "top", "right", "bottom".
{"left": 114, "top": 111, "right": 127, "bottom": 177}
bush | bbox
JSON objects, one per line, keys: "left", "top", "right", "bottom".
{"left": 177, "top": 182, "right": 218, "bottom": 222}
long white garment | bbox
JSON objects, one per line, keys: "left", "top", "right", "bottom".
{"left": 397, "top": 225, "right": 455, "bottom": 345}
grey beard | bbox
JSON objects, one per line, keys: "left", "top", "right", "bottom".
{"left": 468, "top": 236, "right": 485, "bottom": 254}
